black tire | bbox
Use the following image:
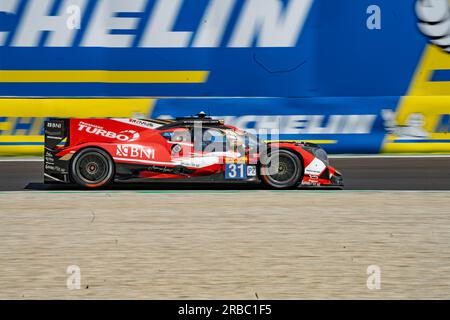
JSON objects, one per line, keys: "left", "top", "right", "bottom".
{"left": 70, "top": 148, "right": 114, "bottom": 188}
{"left": 260, "top": 149, "right": 303, "bottom": 189}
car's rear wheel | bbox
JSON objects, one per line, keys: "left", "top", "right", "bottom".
{"left": 260, "top": 149, "right": 303, "bottom": 189}
{"left": 71, "top": 148, "right": 114, "bottom": 188}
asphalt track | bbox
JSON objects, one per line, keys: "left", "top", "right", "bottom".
{"left": 1, "top": 156, "right": 450, "bottom": 299}
{"left": 0, "top": 157, "right": 449, "bottom": 191}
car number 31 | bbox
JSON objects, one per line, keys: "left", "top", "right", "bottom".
{"left": 225, "top": 164, "right": 256, "bottom": 179}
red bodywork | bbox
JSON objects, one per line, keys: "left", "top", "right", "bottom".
{"left": 44, "top": 118, "right": 343, "bottom": 187}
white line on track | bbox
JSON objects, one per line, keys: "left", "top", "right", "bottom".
{"left": 0, "top": 158, "right": 43, "bottom": 162}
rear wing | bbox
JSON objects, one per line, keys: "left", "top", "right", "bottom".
{"left": 44, "top": 118, "right": 70, "bottom": 150}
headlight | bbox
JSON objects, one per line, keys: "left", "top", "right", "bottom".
{"left": 302, "top": 144, "right": 329, "bottom": 166}
{"left": 314, "top": 148, "right": 329, "bottom": 166}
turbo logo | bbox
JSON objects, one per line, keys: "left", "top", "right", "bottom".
{"left": 78, "top": 122, "right": 140, "bottom": 142}
{"left": 118, "top": 130, "right": 140, "bottom": 142}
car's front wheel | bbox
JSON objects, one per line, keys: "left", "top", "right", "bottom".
{"left": 260, "top": 149, "right": 303, "bottom": 189}
{"left": 71, "top": 148, "right": 114, "bottom": 188}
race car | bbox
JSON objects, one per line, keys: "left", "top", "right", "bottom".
{"left": 43, "top": 113, "right": 343, "bottom": 189}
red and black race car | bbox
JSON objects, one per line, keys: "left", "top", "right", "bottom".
{"left": 44, "top": 113, "right": 343, "bottom": 189}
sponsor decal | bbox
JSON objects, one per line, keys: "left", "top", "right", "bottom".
{"left": 46, "top": 122, "right": 62, "bottom": 129}
{"left": 382, "top": 109, "right": 430, "bottom": 140}
{"left": 178, "top": 156, "right": 220, "bottom": 168}
{"left": 45, "top": 151, "right": 54, "bottom": 165}
{"left": 416, "top": 0, "right": 450, "bottom": 53}
{"left": 247, "top": 165, "right": 257, "bottom": 177}
{"left": 78, "top": 122, "right": 140, "bottom": 142}
{"left": 301, "top": 179, "right": 321, "bottom": 186}
{"left": 221, "top": 115, "right": 377, "bottom": 135}
{"left": 128, "top": 119, "right": 158, "bottom": 128}
{"left": 44, "top": 163, "right": 67, "bottom": 173}
{"left": 171, "top": 144, "right": 182, "bottom": 155}
{"left": 113, "top": 118, "right": 162, "bottom": 129}
{"left": 116, "top": 144, "right": 155, "bottom": 160}
{"left": 157, "top": 114, "right": 377, "bottom": 136}
{"left": 46, "top": 135, "right": 64, "bottom": 140}
{"left": 382, "top": 108, "right": 450, "bottom": 141}
{"left": 381, "top": 97, "right": 450, "bottom": 152}
{"left": 146, "top": 165, "right": 177, "bottom": 174}
{"left": 225, "top": 156, "right": 248, "bottom": 164}
{"left": 0, "top": 0, "right": 313, "bottom": 48}
{"left": 304, "top": 158, "right": 326, "bottom": 175}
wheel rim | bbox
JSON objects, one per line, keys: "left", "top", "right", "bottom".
{"left": 75, "top": 153, "right": 109, "bottom": 184}
{"left": 269, "top": 154, "right": 297, "bottom": 183}
{"left": 271, "top": 155, "right": 297, "bottom": 183}
{"left": 261, "top": 151, "right": 301, "bottom": 188}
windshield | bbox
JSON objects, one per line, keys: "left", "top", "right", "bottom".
{"left": 196, "top": 127, "right": 258, "bottom": 154}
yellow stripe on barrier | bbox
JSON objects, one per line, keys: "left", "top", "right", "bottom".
{"left": 0, "top": 135, "right": 43, "bottom": 142}
{"left": 0, "top": 70, "right": 209, "bottom": 83}
{"left": 0, "top": 98, "right": 155, "bottom": 117}
{"left": 0, "top": 146, "right": 44, "bottom": 155}
{"left": 0, "top": 137, "right": 44, "bottom": 156}
{"left": 265, "top": 140, "right": 337, "bottom": 144}
{"left": 383, "top": 142, "right": 450, "bottom": 153}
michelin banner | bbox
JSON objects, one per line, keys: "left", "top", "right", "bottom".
{"left": 1, "top": 96, "right": 449, "bottom": 155}
{"left": 0, "top": 0, "right": 449, "bottom": 154}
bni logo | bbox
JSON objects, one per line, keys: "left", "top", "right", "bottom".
{"left": 116, "top": 145, "right": 155, "bottom": 160}
{"left": 416, "top": 0, "right": 450, "bottom": 53}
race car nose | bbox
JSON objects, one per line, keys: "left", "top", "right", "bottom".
{"left": 329, "top": 168, "right": 344, "bottom": 186}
